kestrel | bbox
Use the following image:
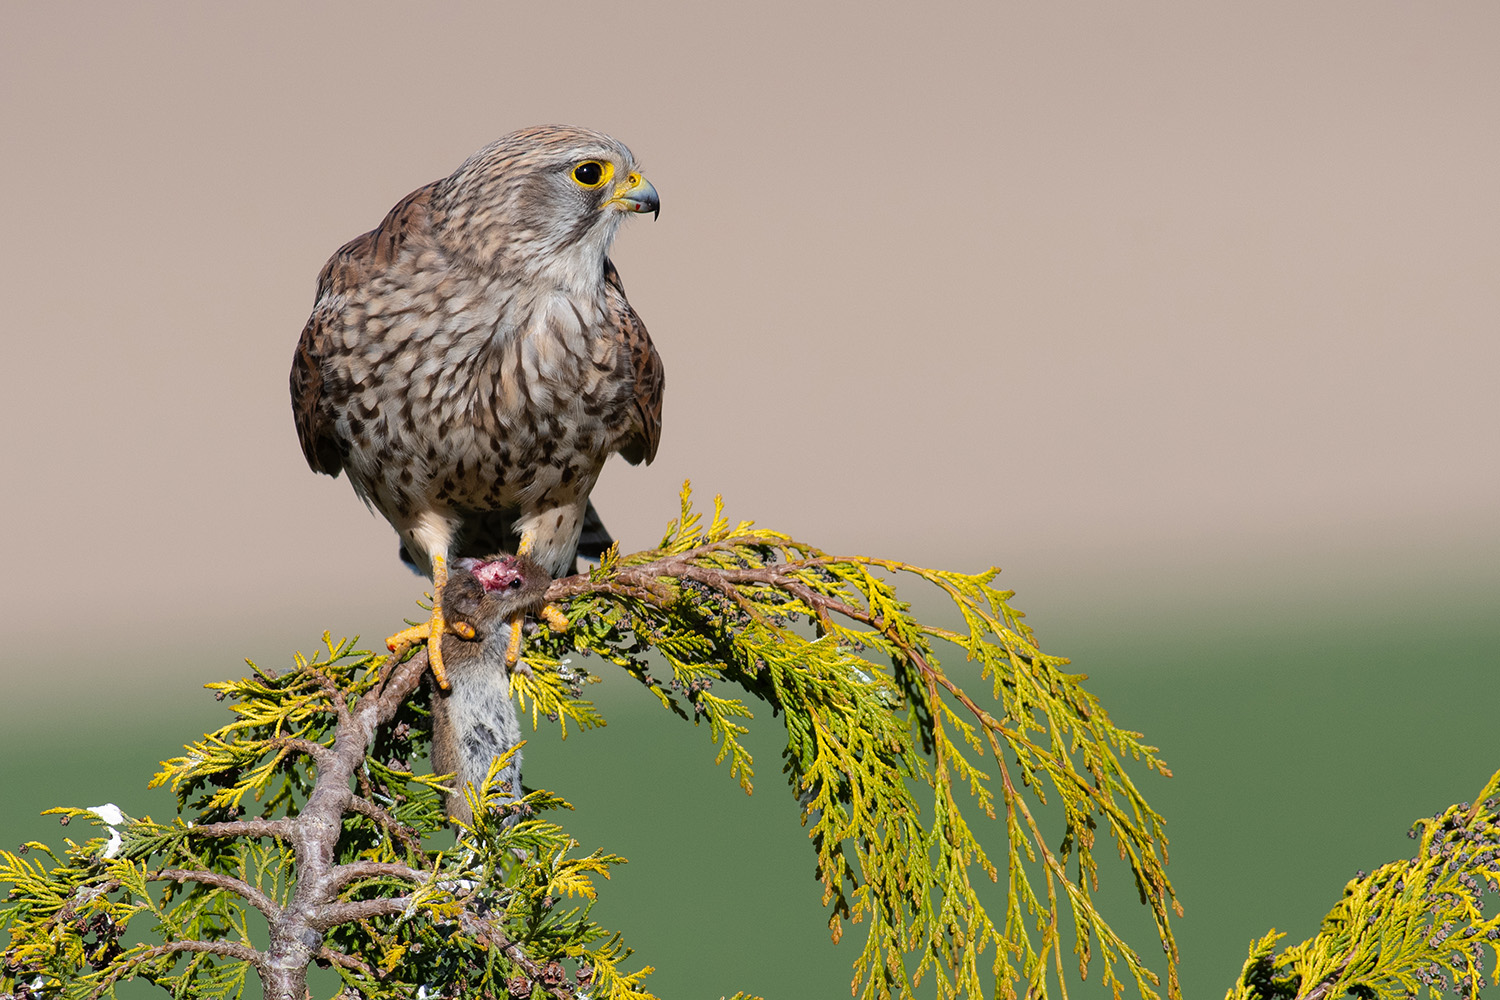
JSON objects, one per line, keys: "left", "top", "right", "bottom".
{"left": 290, "top": 126, "right": 663, "bottom": 686}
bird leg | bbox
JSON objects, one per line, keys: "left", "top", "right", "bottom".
{"left": 504, "top": 536, "right": 572, "bottom": 667}
{"left": 386, "top": 554, "right": 475, "bottom": 691}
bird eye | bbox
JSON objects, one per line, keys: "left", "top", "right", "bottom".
{"left": 572, "top": 160, "right": 608, "bottom": 188}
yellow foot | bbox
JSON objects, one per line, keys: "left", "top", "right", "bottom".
{"left": 385, "top": 554, "right": 473, "bottom": 691}
{"left": 502, "top": 602, "right": 569, "bottom": 668}
{"left": 385, "top": 616, "right": 475, "bottom": 688}
{"left": 504, "top": 611, "right": 525, "bottom": 668}
{"left": 505, "top": 528, "right": 569, "bottom": 667}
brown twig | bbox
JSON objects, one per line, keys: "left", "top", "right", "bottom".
{"left": 263, "top": 737, "right": 337, "bottom": 769}
{"left": 138, "top": 940, "right": 269, "bottom": 979}
{"left": 187, "top": 818, "right": 294, "bottom": 840}
{"left": 326, "top": 861, "right": 428, "bottom": 893}
{"left": 152, "top": 869, "right": 280, "bottom": 923}
{"left": 309, "top": 897, "right": 410, "bottom": 932}
{"left": 456, "top": 910, "right": 574, "bottom": 1000}
{"left": 1295, "top": 956, "right": 1354, "bottom": 1000}
{"left": 346, "top": 794, "right": 424, "bottom": 854}
{"left": 316, "top": 945, "right": 377, "bottom": 977}
{"left": 79, "top": 939, "right": 268, "bottom": 1000}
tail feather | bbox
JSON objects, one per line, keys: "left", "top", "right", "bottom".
{"left": 575, "top": 500, "right": 614, "bottom": 560}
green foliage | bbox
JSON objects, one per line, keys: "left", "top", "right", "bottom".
{"left": 513, "top": 484, "right": 1177, "bottom": 1000}
{"left": 1228, "top": 768, "right": 1500, "bottom": 1000}
{"left": 0, "top": 638, "right": 642, "bottom": 1000}
{"left": 1, "top": 486, "right": 1179, "bottom": 999}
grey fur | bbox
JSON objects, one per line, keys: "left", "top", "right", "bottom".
{"left": 427, "top": 556, "right": 549, "bottom": 825}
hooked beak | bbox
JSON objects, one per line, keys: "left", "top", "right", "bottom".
{"left": 608, "top": 172, "right": 660, "bottom": 220}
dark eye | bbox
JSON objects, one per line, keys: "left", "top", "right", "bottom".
{"left": 572, "top": 161, "right": 604, "bottom": 186}
{"left": 508, "top": 577, "right": 523, "bottom": 590}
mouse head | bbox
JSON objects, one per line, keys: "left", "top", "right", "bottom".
{"left": 444, "top": 554, "right": 553, "bottom": 641}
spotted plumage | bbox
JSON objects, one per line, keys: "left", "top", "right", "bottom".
{"left": 291, "top": 125, "right": 663, "bottom": 583}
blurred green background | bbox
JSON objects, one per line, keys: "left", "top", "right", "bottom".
{"left": 6, "top": 564, "right": 1495, "bottom": 999}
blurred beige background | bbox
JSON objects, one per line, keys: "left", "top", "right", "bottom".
{"left": 2, "top": 1, "right": 1496, "bottom": 682}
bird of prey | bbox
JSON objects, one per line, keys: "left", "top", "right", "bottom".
{"left": 290, "top": 126, "right": 663, "bottom": 686}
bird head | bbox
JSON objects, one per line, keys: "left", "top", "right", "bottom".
{"left": 435, "top": 125, "right": 658, "bottom": 285}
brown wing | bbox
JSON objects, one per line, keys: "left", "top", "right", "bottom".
{"left": 603, "top": 258, "right": 664, "bottom": 466}
{"left": 289, "top": 182, "right": 441, "bottom": 478}
{"left": 290, "top": 311, "right": 343, "bottom": 475}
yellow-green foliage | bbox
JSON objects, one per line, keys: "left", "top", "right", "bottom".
{"left": 529, "top": 485, "right": 1181, "bottom": 1000}
{"left": 1228, "top": 769, "right": 1500, "bottom": 1000}
{"left": 0, "top": 486, "right": 1180, "bottom": 1000}
{"left": 0, "top": 639, "right": 638, "bottom": 1000}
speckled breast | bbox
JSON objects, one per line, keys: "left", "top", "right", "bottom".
{"left": 331, "top": 278, "right": 632, "bottom": 524}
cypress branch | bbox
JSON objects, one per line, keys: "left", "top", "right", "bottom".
{"left": 0, "top": 485, "right": 1179, "bottom": 1000}
{"left": 1227, "top": 769, "right": 1500, "bottom": 1000}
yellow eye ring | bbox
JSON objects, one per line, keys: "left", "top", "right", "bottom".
{"left": 571, "top": 160, "right": 614, "bottom": 188}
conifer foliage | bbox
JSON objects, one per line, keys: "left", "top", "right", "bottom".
{"left": 1227, "top": 768, "right": 1500, "bottom": 1000}
{"left": 1, "top": 486, "right": 1180, "bottom": 1000}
